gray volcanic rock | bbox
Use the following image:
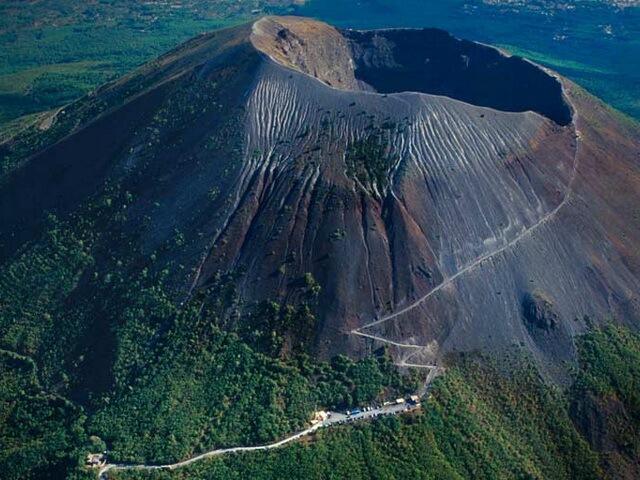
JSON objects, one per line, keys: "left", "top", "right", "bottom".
{"left": 1, "top": 16, "right": 639, "bottom": 374}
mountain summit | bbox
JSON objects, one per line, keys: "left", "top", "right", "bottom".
{"left": 2, "top": 16, "right": 639, "bottom": 376}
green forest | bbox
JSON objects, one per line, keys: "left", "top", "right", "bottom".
{"left": 0, "top": 0, "right": 297, "bottom": 125}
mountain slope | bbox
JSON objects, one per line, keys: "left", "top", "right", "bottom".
{"left": 2, "top": 17, "right": 640, "bottom": 376}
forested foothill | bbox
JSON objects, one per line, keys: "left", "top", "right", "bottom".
{"left": 110, "top": 325, "right": 640, "bottom": 480}
{"left": 0, "top": 183, "right": 418, "bottom": 478}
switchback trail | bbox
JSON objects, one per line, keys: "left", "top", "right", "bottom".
{"left": 352, "top": 97, "right": 582, "bottom": 352}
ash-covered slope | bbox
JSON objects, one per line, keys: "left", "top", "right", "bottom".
{"left": 1, "top": 16, "right": 639, "bottom": 374}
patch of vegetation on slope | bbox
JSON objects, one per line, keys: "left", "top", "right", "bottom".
{"left": 345, "top": 130, "right": 396, "bottom": 197}
{"left": 88, "top": 312, "right": 316, "bottom": 464}
{"left": 0, "top": 215, "right": 95, "bottom": 356}
{"left": 111, "top": 325, "right": 640, "bottom": 480}
{"left": 89, "top": 310, "right": 418, "bottom": 465}
{"left": 209, "top": 272, "right": 323, "bottom": 357}
{"left": 570, "top": 324, "right": 640, "bottom": 478}
{"left": 0, "top": 350, "right": 90, "bottom": 480}
{"left": 85, "top": 267, "right": 418, "bottom": 465}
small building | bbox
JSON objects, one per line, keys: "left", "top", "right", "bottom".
{"left": 310, "top": 410, "right": 329, "bottom": 425}
{"left": 409, "top": 395, "right": 420, "bottom": 403}
{"left": 86, "top": 453, "right": 106, "bottom": 468}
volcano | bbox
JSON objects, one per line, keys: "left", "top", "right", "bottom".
{"left": 2, "top": 16, "right": 639, "bottom": 375}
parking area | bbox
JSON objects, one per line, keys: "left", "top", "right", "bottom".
{"left": 320, "top": 396, "right": 421, "bottom": 428}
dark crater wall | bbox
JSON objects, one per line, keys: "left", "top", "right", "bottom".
{"left": 344, "top": 28, "right": 572, "bottom": 126}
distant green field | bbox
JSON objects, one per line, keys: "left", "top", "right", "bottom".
{"left": 0, "top": 1, "right": 296, "bottom": 125}
{"left": 0, "top": 0, "right": 638, "bottom": 126}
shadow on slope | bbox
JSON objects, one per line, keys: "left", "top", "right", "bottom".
{"left": 345, "top": 28, "right": 572, "bottom": 126}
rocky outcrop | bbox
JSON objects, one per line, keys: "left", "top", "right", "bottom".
{"left": 522, "top": 292, "right": 560, "bottom": 331}
{"left": 251, "top": 16, "right": 359, "bottom": 90}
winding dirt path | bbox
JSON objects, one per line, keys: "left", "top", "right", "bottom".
{"left": 99, "top": 424, "right": 322, "bottom": 479}
{"left": 97, "top": 402, "right": 420, "bottom": 479}
{"left": 351, "top": 96, "right": 582, "bottom": 359}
